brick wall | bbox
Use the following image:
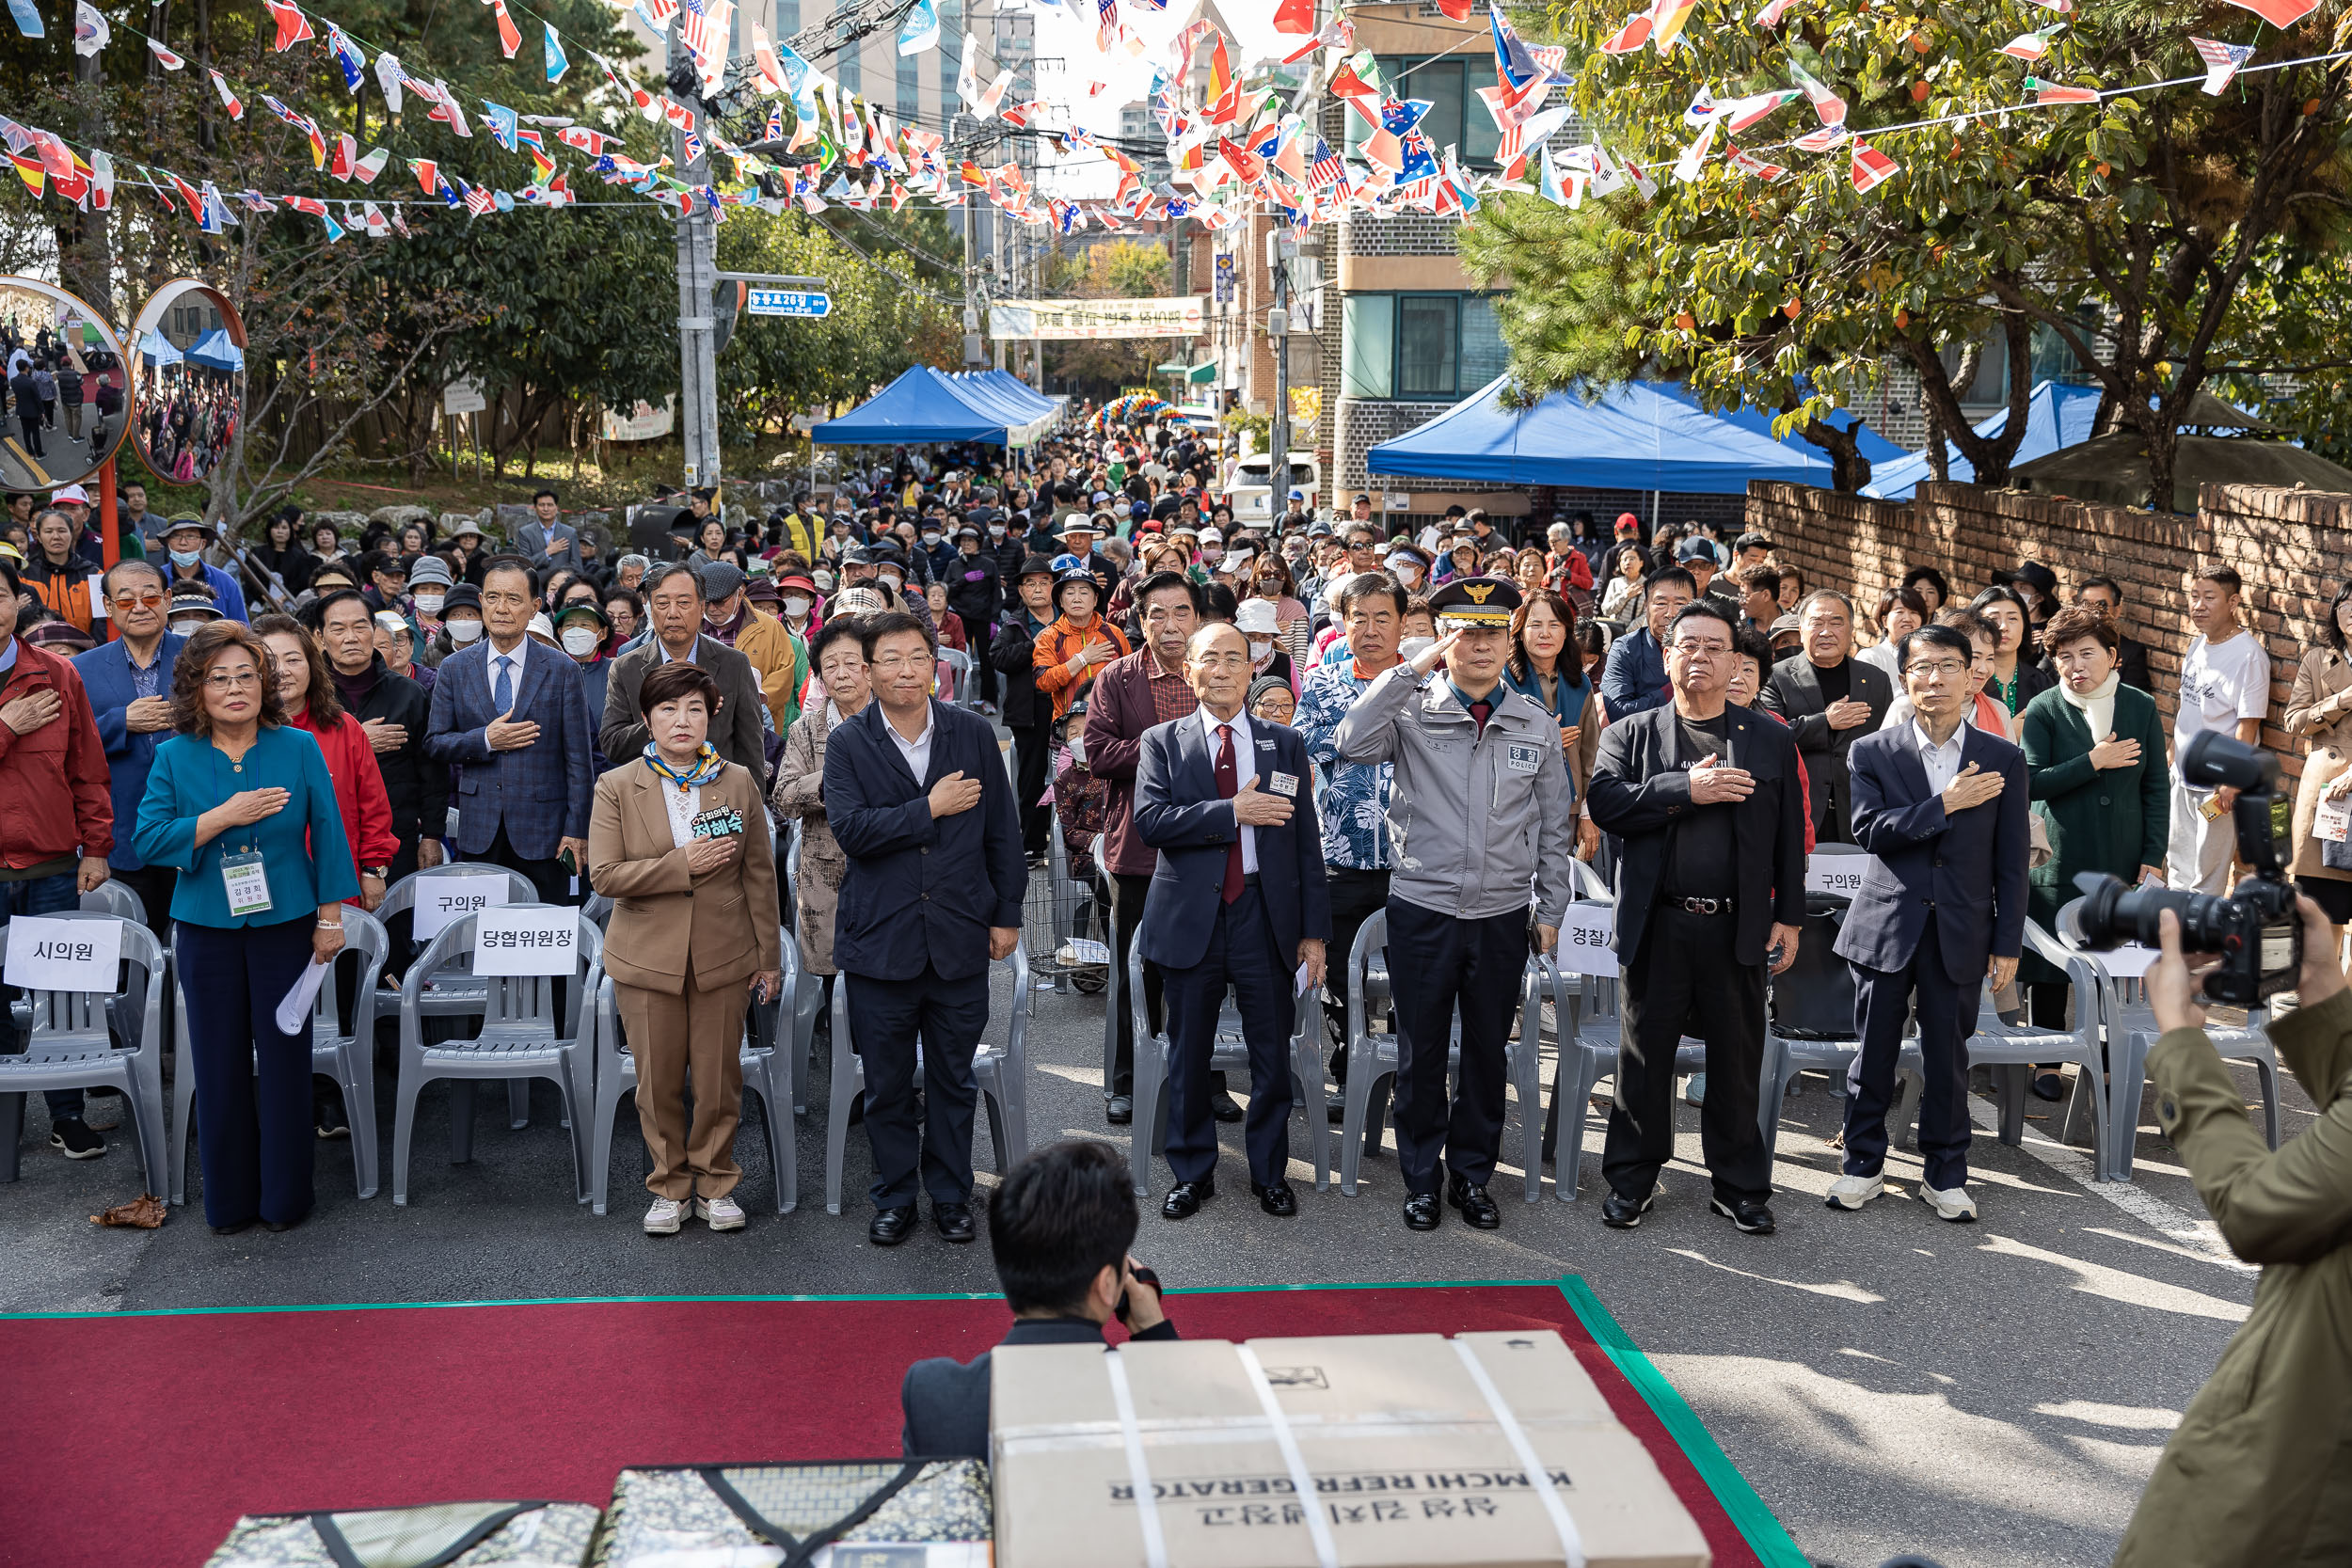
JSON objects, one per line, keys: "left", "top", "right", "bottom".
{"left": 1745, "top": 479, "right": 2352, "bottom": 777}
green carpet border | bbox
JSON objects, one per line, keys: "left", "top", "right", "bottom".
{"left": 2, "top": 1272, "right": 1806, "bottom": 1563}
{"left": 1555, "top": 1274, "right": 1810, "bottom": 1568}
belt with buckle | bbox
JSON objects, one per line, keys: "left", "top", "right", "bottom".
{"left": 1668, "top": 895, "right": 1732, "bottom": 915}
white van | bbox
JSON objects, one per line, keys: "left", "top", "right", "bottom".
{"left": 1228, "top": 453, "right": 1323, "bottom": 523}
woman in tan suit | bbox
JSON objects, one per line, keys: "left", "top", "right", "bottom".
{"left": 589, "top": 662, "right": 781, "bottom": 1236}
{"left": 771, "top": 616, "right": 872, "bottom": 988}
{"left": 2284, "top": 586, "right": 2352, "bottom": 930}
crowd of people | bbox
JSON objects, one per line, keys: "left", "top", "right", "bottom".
{"left": 4, "top": 316, "right": 127, "bottom": 470}
{"left": 133, "top": 369, "right": 240, "bottom": 484}
{"left": 0, "top": 412, "right": 2330, "bottom": 1248}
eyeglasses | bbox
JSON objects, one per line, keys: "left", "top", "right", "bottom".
{"left": 872, "top": 653, "right": 930, "bottom": 673}
{"left": 204, "top": 671, "right": 261, "bottom": 690}
{"left": 110, "top": 591, "right": 165, "bottom": 610}
{"left": 1905, "top": 659, "right": 1970, "bottom": 678}
{"left": 1671, "top": 640, "right": 1731, "bottom": 657}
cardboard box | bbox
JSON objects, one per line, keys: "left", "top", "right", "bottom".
{"left": 992, "top": 1330, "right": 1708, "bottom": 1568}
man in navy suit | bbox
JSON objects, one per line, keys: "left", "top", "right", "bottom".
{"left": 1134, "top": 622, "right": 1330, "bottom": 1219}
{"left": 825, "top": 610, "right": 1027, "bottom": 1248}
{"left": 422, "top": 556, "right": 594, "bottom": 904}
{"left": 1831, "top": 622, "right": 2030, "bottom": 1224}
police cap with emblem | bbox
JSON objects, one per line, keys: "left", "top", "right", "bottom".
{"left": 1427, "top": 575, "right": 1522, "bottom": 627}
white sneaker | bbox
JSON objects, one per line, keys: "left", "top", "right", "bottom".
{"left": 1918, "top": 1182, "right": 1978, "bottom": 1223}
{"left": 643, "top": 1196, "right": 686, "bottom": 1235}
{"left": 1824, "top": 1173, "right": 1884, "bottom": 1211}
{"left": 697, "top": 1195, "right": 746, "bottom": 1231}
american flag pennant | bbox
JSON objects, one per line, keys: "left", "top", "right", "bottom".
{"left": 374, "top": 51, "right": 406, "bottom": 114}
{"left": 354, "top": 147, "right": 389, "bottom": 182}
{"left": 326, "top": 24, "right": 366, "bottom": 90}
{"left": 263, "top": 0, "right": 314, "bottom": 52}
{"left": 2000, "top": 26, "right": 2061, "bottom": 59}
{"left": 1308, "top": 137, "right": 1344, "bottom": 190}
{"left": 1850, "top": 139, "right": 1900, "bottom": 192}
{"left": 2223, "top": 0, "right": 2312, "bottom": 21}
{"left": 1788, "top": 63, "right": 1846, "bottom": 127}
{"left": 463, "top": 182, "right": 497, "bottom": 215}
{"left": 147, "top": 38, "right": 186, "bottom": 69}
{"left": 2027, "top": 76, "right": 2101, "bottom": 105}
{"left": 1095, "top": 0, "right": 1117, "bottom": 53}
{"left": 678, "top": 0, "right": 732, "bottom": 87}
{"left": 1726, "top": 146, "right": 1788, "bottom": 182}
{"left": 209, "top": 70, "right": 245, "bottom": 119}
{"left": 330, "top": 133, "right": 357, "bottom": 179}
{"left": 237, "top": 190, "right": 275, "bottom": 213}
{"left": 2191, "top": 36, "right": 2255, "bottom": 94}
{"left": 545, "top": 24, "right": 569, "bottom": 82}
{"left": 487, "top": 0, "right": 522, "bottom": 59}
{"left": 635, "top": 0, "right": 678, "bottom": 27}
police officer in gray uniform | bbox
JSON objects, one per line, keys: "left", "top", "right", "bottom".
{"left": 1334, "top": 578, "right": 1576, "bottom": 1231}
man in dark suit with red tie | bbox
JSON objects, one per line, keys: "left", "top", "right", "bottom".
{"left": 1134, "top": 623, "right": 1330, "bottom": 1219}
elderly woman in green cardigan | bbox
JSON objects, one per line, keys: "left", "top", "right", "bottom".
{"left": 2020, "top": 603, "right": 2171, "bottom": 1097}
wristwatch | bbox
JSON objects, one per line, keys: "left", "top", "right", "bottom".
{"left": 362, "top": 865, "right": 389, "bottom": 879}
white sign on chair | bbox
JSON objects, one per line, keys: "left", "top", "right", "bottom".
{"left": 1805, "top": 852, "right": 1886, "bottom": 899}
{"left": 4, "top": 916, "right": 122, "bottom": 994}
{"left": 412, "top": 871, "right": 513, "bottom": 942}
{"left": 472, "top": 907, "right": 578, "bottom": 976}
{"left": 1553, "top": 903, "right": 1616, "bottom": 977}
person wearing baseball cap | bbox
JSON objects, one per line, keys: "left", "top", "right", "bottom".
{"left": 47, "top": 483, "right": 101, "bottom": 569}
{"left": 1329, "top": 574, "right": 1572, "bottom": 1232}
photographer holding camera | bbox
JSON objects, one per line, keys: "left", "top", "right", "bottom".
{"left": 2115, "top": 894, "right": 2352, "bottom": 1568}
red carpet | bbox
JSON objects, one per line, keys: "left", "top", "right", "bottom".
{"left": 0, "top": 1280, "right": 1795, "bottom": 1568}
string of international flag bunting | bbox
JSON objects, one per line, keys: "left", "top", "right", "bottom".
{"left": 0, "top": 0, "right": 2342, "bottom": 250}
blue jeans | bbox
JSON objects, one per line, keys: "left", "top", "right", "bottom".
{"left": 2, "top": 870, "right": 85, "bottom": 1119}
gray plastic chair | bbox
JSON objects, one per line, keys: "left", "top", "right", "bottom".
{"left": 2096, "top": 966, "right": 2277, "bottom": 1182}
{"left": 587, "top": 929, "right": 801, "bottom": 1215}
{"left": 1117, "top": 934, "right": 1331, "bottom": 1198}
{"left": 0, "top": 912, "right": 169, "bottom": 1193}
{"left": 823, "top": 944, "right": 1031, "bottom": 1214}
{"left": 379, "top": 864, "right": 543, "bottom": 1130}
{"left": 1334, "top": 910, "right": 1549, "bottom": 1201}
{"left": 937, "top": 646, "right": 975, "bottom": 707}
{"left": 167, "top": 909, "right": 389, "bottom": 1204}
{"left": 389, "top": 907, "right": 601, "bottom": 1206}
{"left": 784, "top": 823, "right": 824, "bottom": 1113}
{"left": 1963, "top": 921, "right": 2116, "bottom": 1173}
{"left": 81, "top": 879, "right": 148, "bottom": 926}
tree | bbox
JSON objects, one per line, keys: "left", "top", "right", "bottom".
{"left": 1467, "top": 0, "right": 2352, "bottom": 501}
{"left": 1046, "top": 238, "right": 1175, "bottom": 393}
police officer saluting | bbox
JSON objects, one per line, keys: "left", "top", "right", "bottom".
{"left": 1335, "top": 578, "right": 1575, "bottom": 1231}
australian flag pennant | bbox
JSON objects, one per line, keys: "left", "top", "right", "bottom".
{"left": 326, "top": 24, "right": 367, "bottom": 91}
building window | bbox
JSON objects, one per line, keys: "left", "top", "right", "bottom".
{"left": 1342, "top": 56, "right": 1503, "bottom": 171}
{"left": 898, "top": 49, "right": 920, "bottom": 118}
{"left": 775, "top": 0, "right": 799, "bottom": 35}
{"left": 1343, "top": 293, "right": 1502, "bottom": 401}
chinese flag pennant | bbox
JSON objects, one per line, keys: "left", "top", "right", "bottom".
{"left": 2223, "top": 0, "right": 2315, "bottom": 24}
{"left": 1850, "top": 139, "right": 1900, "bottom": 192}
{"left": 1272, "top": 0, "right": 1313, "bottom": 35}
{"left": 2027, "top": 75, "right": 2101, "bottom": 105}
{"left": 34, "top": 129, "right": 72, "bottom": 178}
{"left": 263, "top": 0, "right": 314, "bottom": 52}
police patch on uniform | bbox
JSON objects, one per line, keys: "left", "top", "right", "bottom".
{"left": 1506, "top": 743, "right": 1542, "bottom": 773}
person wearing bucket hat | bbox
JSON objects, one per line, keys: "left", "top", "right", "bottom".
{"left": 158, "top": 515, "right": 248, "bottom": 624}
{"left": 994, "top": 556, "right": 1063, "bottom": 859}
{"left": 1034, "top": 561, "right": 1129, "bottom": 721}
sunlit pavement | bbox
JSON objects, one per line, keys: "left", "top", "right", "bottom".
{"left": 1, "top": 962, "right": 2286, "bottom": 1568}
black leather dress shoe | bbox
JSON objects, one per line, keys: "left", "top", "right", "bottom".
{"left": 211, "top": 1220, "right": 255, "bottom": 1237}
{"left": 869, "top": 1205, "right": 918, "bottom": 1246}
{"left": 1326, "top": 1090, "right": 1347, "bottom": 1125}
{"left": 934, "top": 1201, "right": 977, "bottom": 1243}
{"left": 262, "top": 1214, "right": 303, "bottom": 1234}
{"left": 1251, "top": 1180, "right": 1297, "bottom": 1216}
{"left": 1600, "top": 1190, "right": 1656, "bottom": 1229}
{"left": 1105, "top": 1094, "right": 1133, "bottom": 1125}
{"left": 1402, "top": 1191, "right": 1441, "bottom": 1231}
{"left": 1447, "top": 1174, "right": 1502, "bottom": 1230}
{"left": 1709, "top": 1196, "right": 1776, "bottom": 1235}
{"left": 1161, "top": 1179, "right": 1214, "bottom": 1220}
{"left": 1209, "top": 1088, "right": 1244, "bottom": 1123}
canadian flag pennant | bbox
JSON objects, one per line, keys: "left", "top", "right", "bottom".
{"left": 2000, "top": 27, "right": 2060, "bottom": 59}
{"left": 1850, "top": 139, "right": 1900, "bottom": 192}
{"left": 2191, "top": 37, "right": 2255, "bottom": 94}
{"left": 412, "top": 156, "right": 439, "bottom": 194}
{"left": 1753, "top": 0, "right": 1793, "bottom": 25}
{"left": 354, "top": 147, "right": 389, "bottom": 182}
{"left": 263, "top": 0, "right": 314, "bottom": 52}
{"left": 209, "top": 70, "right": 245, "bottom": 119}
{"left": 1600, "top": 10, "right": 1652, "bottom": 53}
{"left": 558, "top": 126, "right": 612, "bottom": 155}
{"left": 1792, "top": 123, "right": 1849, "bottom": 152}
{"left": 147, "top": 38, "right": 186, "bottom": 69}
{"left": 2222, "top": 0, "right": 2312, "bottom": 23}
{"left": 2027, "top": 75, "right": 2101, "bottom": 105}
{"left": 1726, "top": 146, "right": 1788, "bottom": 182}
{"left": 1788, "top": 62, "right": 1846, "bottom": 127}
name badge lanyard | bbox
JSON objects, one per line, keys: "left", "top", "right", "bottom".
{"left": 212, "top": 747, "right": 274, "bottom": 917}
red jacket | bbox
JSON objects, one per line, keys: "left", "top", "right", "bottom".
{"left": 1081, "top": 646, "right": 1200, "bottom": 879}
{"left": 0, "top": 637, "right": 113, "bottom": 869}
{"left": 292, "top": 708, "right": 399, "bottom": 885}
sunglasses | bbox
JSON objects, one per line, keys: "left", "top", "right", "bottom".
{"left": 109, "top": 591, "right": 166, "bottom": 610}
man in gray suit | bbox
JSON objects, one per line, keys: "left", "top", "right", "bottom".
{"left": 513, "top": 487, "right": 580, "bottom": 573}
{"left": 900, "top": 1141, "right": 1174, "bottom": 1460}
{"left": 1759, "top": 589, "right": 1895, "bottom": 842}
{"left": 599, "top": 562, "right": 766, "bottom": 773}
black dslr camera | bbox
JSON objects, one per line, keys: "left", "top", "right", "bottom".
{"left": 2060, "top": 732, "right": 2302, "bottom": 1005}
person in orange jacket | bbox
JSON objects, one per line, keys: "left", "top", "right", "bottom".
{"left": 1033, "top": 561, "right": 1130, "bottom": 721}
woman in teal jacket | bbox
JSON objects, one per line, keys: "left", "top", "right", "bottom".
{"left": 135, "top": 620, "right": 359, "bottom": 1235}
{"left": 2020, "top": 604, "right": 2170, "bottom": 1073}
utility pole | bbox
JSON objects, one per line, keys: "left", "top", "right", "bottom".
{"left": 1266, "top": 222, "right": 1295, "bottom": 510}
{"left": 672, "top": 30, "right": 722, "bottom": 497}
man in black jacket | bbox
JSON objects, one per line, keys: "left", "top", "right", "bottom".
{"left": 314, "top": 590, "right": 447, "bottom": 883}
{"left": 992, "top": 556, "right": 1059, "bottom": 859}
{"left": 945, "top": 525, "right": 1002, "bottom": 711}
{"left": 901, "top": 1140, "right": 1174, "bottom": 1459}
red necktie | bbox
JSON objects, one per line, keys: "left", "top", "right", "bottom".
{"left": 1469, "top": 699, "right": 1493, "bottom": 733}
{"left": 1216, "top": 722, "right": 1242, "bottom": 904}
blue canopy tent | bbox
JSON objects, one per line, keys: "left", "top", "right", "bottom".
{"left": 1861, "top": 381, "right": 2102, "bottom": 499}
{"left": 812, "top": 365, "right": 1013, "bottom": 446}
{"left": 962, "top": 370, "right": 1059, "bottom": 421}
{"left": 946, "top": 370, "right": 1060, "bottom": 446}
{"left": 138, "top": 330, "right": 183, "bottom": 367}
{"left": 185, "top": 328, "right": 244, "bottom": 371}
{"left": 1367, "top": 374, "right": 1905, "bottom": 492}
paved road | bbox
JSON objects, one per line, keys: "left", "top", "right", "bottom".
{"left": 1, "top": 965, "right": 2288, "bottom": 1568}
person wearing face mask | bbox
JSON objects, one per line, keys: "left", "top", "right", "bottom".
{"left": 918, "top": 518, "right": 958, "bottom": 580}
{"left": 167, "top": 581, "right": 225, "bottom": 639}
{"left": 1247, "top": 553, "right": 1310, "bottom": 669}
{"left": 1232, "top": 600, "right": 1296, "bottom": 697}
{"left": 406, "top": 554, "right": 453, "bottom": 647}
{"left": 553, "top": 602, "right": 615, "bottom": 758}
{"left": 945, "top": 526, "right": 1002, "bottom": 715}
{"left": 158, "top": 516, "right": 248, "bottom": 624}
{"left": 433, "top": 583, "right": 488, "bottom": 664}
{"left": 772, "top": 573, "right": 818, "bottom": 642}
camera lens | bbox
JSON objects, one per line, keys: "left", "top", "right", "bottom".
{"left": 2063, "top": 873, "right": 2212, "bottom": 950}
